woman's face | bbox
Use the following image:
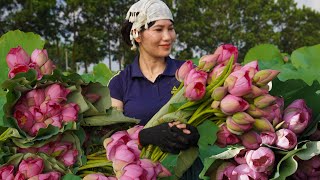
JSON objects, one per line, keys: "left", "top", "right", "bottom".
{"left": 136, "top": 19, "right": 176, "bottom": 58}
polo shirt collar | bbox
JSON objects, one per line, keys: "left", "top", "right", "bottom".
{"left": 131, "top": 56, "right": 176, "bottom": 78}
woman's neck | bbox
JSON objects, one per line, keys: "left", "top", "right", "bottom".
{"left": 139, "top": 52, "right": 166, "bottom": 83}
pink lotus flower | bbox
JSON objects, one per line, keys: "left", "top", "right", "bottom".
{"left": 0, "top": 165, "right": 14, "bottom": 180}
{"left": 175, "top": 60, "right": 193, "bottom": 82}
{"left": 232, "top": 112, "right": 255, "bottom": 125}
{"left": 220, "top": 95, "right": 249, "bottom": 115}
{"left": 240, "top": 131, "right": 262, "bottom": 150}
{"left": 44, "top": 115, "right": 62, "bottom": 128}
{"left": 6, "top": 46, "right": 30, "bottom": 69}
{"left": 184, "top": 69, "right": 207, "bottom": 87}
{"left": 215, "top": 162, "right": 236, "bottom": 180}
{"left": 26, "top": 89, "right": 45, "bottom": 107}
{"left": 112, "top": 145, "right": 137, "bottom": 171}
{"left": 83, "top": 173, "right": 117, "bottom": 180}
{"left": 30, "top": 122, "right": 47, "bottom": 136}
{"left": 234, "top": 149, "right": 249, "bottom": 164}
{"left": 40, "top": 60, "right": 55, "bottom": 75}
{"left": 127, "top": 125, "right": 143, "bottom": 140}
{"left": 29, "top": 106, "right": 45, "bottom": 122}
{"left": 198, "top": 54, "right": 218, "bottom": 72}
{"left": 31, "top": 49, "right": 49, "bottom": 67}
{"left": 231, "top": 164, "right": 268, "bottom": 180}
{"left": 275, "top": 128, "right": 297, "bottom": 150}
{"left": 211, "top": 86, "right": 228, "bottom": 101}
{"left": 28, "top": 171, "right": 61, "bottom": 180}
{"left": 184, "top": 81, "right": 206, "bottom": 101}
{"left": 58, "top": 149, "right": 78, "bottom": 166}
{"left": 253, "top": 69, "right": 280, "bottom": 87}
{"left": 104, "top": 131, "right": 130, "bottom": 161}
{"left": 52, "top": 142, "right": 73, "bottom": 156}
{"left": 139, "top": 159, "right": 159, "bottom": 180}
{"left": 40, "top": 100, "right": 62, "bottom": 118}
{"left": 14, "top": 106, "right": 35, "bottom": 131}
{"left": 118, "top": 163, "right": 145, "bottom": 180}
{"left": 260, "top": 131, "right": 277, "bottom": 145}
{"left": 8, "top": 64, "right": 30, "bottom": 78}
{"left": 224, "top": 69, "right": 252, "bottom": 97}
{"left": 44, "top": 84, "right": 70, "bottom": 102}
{"left": 207, "top": 64, "right": 225, "bottom": 84}
{"left": 241, "top": 61, "right": 259, "bottom": 79}
{"left": 27, "top": 62, "right": 43, "bottom": 80}
{"left": 18, "top": 157, "right": 44, "bottom": 178}
{"left": 13, "top": 172, "right": 24, "bottom": 180}
{"left": 244, "top": 85, "right": 268, "bottom": 99}
{"left": 245, "top": 147, "right": 275, "bottom": 173}
{"left": 282, "top": 99, "right": 312, "bottom": 134}
{"left": 61, "top": 103, "right": 79, "bottom": 122}
{"left": 214, "top": 44, "right": 238, "bottom": 65}
{"left": 215, "top": 124, "right": 240, "bottom": 147}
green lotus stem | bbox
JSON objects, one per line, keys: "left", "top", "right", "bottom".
{"left": 0, "top": 128, "right": 13, "bottom": 142}
{"left": 159, "top": 152, "right": 168, "bottom": 162}
{"left": 86, "top": 159, "right": 110, "bottom": 164}
{"left": 86, "top": 156, "right": 107, "bottom": 160}
{"left": 87, "top": 150, "right": 106, "bottom": 157}
{"left": 188, "top": 108, "right": 221, "bottom": 125}
{"left": 78, "top": 161, "right": 112, "bottom": 170}
{"left": 151, "top": 147, "right": 162, "bottom": 161}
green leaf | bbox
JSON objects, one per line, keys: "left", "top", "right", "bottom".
{"left": 81, "top": 108, "right": 139, "bottom": 126}
{"left": 290, "top": 44, "right": 320, "bottom": 85}
{"left": 67, "top": 87, "right": 90, "bottom": 113}
{"left": 199, "top": 146, "right": 243, "bottom": 180}
{"left": 62, "top": 174, "right": 82, "bottom": 180}
{"left": 295, "top": 141, "right": 320, "bottom": 160}
{"left": 244, "top": 44, "right": 283, "bottom": 64}
{"left": 160, "top": 147, "right": 199, "bottom": 180}
{"left": 0, "top": 30, "right": 45, "bottom": 86}
{"left": 82, "top": 82, "right": 111, "bottom": 114}
{"left": 82, "top": 63, "right": 114, "bottom": 86}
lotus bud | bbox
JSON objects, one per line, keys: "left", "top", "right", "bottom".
{"left": 13, "top": 172, "right": 24, "bottom": 180}
{"left": 198, "top": 54, "right": 218, "bottom": 72}
{"left": 241, "top": 60, "right": 259, "bottom": 79}
{"left": 215, "top": 162, "right": 236, "bottom": 180}
{"left": 300, "top": 155, "right": 320, "bottom": 177}
{"left": 240, "top": 131, "right": 262, "bottom": 150}
{"left": 207, "top": 64, "right": 226, "bottom": 84}
{"left": 246, "top": 104, "right": 266, "bottom": 118}
{"left": 215, "top": 124, "right": 240, "bottom": 147}
{"left": 254, "top": 94, "right": 277, "bottom": 109}
{"left": 6, "top": 46, "right": 30, "bottom": 69}
{"left": 231, "top": 164, "right": 268, "bottom": 180}
{"left": 184, "top": 69, "right": 207, "bottom": 87}
{"left": 260, "top": 131, "right": 277, "bottom": 145}
{"left": 184, "top": 82, "right": 206, "bottom": 101}
{"left": 226, "top": 116, "right": 252, "bottom": 135}
{"left": 31, "top": 49, "right": 49, "bottom": 67}
{"left": 8, "top": 64, "right": 30, "bottom": 78}
{"left": 18, "top": 157, "right": 44, "bottom": 178}
{"left": 244, "top": 85, "right": 268, "bottom": 99}
{"left": 234, "top": 149, "right": 249, "bottom": 164}
{"left": 40, "top": 59, "right": 55, "bottom": 75}
{"left": 224, "top": 69, "right": 252, "bottom": 97}
{"left": 220, "top": 95, "right": 249, "bottom": 115}
{"left": 211, "top": 100, "right": 220, "bottom": 109}
{"left": 253, "top": 69, "right": 280, "bottom": 87}
{"left": 211, "top": 86, "right": 228, "bottom": 101}
{"left": 245, "top": 147, "right": 275, "bottom": 172}
{"left": 127, "top": 125, "right": 143, "bottom": 140}
{"left": 0, "top": 165, "right": 14, "bottom": 180}
{"left": 232, "top": 112, "right": 255, "bottom": 125}
{"left": 282, "top": 99, "right": 312, "bottom": 134}
{"left": 117, "top": 163, "right": 144, "bottom": 179}
{"left": 175, "top": 60, "right": 193, "bottom": 82}
{"left": 28, "top": 172, "right": 61, "bottom": 180}
{"left": 215, "top": 44, "right": 238, "bottom": 65}
{"left": 85, "top": 93, "right": 101, "bottom": 104}
{"left": 253, "top": 118, "right": 275, "bottom": 132}
{"left": 275, "top": 128, "right": 297, "bottom": 150}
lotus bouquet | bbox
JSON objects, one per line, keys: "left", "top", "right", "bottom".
{"left": 0, "top": 30, "right": 139, "bottom": 179}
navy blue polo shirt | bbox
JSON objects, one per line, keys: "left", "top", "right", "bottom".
{"left": 108, "top": 56, "right": 184, "bottom": 125}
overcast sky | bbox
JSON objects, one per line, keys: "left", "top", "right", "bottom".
{"left": 295, "top": 0, "right": 320, "bottom": 11}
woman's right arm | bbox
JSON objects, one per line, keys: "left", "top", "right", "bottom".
{"left": 111, "top": 98, "right": 124, "bottom": 111}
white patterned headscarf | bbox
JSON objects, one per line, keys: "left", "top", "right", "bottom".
{"left": 125, "top": 0, "right": 173, "bottom": 50}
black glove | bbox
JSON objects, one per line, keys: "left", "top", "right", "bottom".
{"left": 139, "top": 123, "right": 190, "bottom": 154}
{"left": 171, "top": 124, "right": 200, "bottom": 146}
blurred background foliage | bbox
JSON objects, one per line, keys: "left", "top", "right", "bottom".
{"left": 0, "top": 0, "right": 319, "bottom": 73}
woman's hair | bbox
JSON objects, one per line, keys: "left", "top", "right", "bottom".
{"left": 121, "top": 19, "right": 156, "bottom": 47}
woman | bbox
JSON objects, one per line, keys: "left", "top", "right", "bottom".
{"left": 108, "top": 0, "right": 202, "bottom": 178}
